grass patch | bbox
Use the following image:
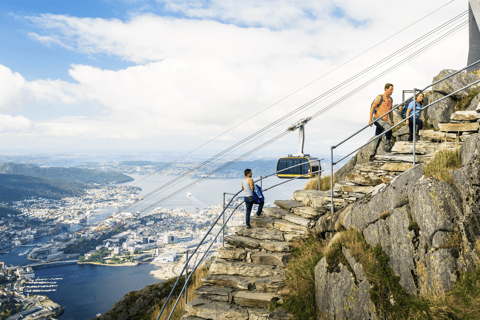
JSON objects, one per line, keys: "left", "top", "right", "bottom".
{"left": 454, "top": 89, "right": 480, "bottom": 112}
{"left": 423, "top": 149, "right": 462, "bottom": 185}
{"left": 304, "top": 175, "right": 335, "bottom": 191}
{"left": 282, "top": 236, "right": 325, "bottom": 320}
{"left": 152, "top": 266, "right": 209, "bottom": 320}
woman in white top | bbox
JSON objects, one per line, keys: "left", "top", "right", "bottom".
{"left": 241, "top": 169, "right": 264, "bottom": 228}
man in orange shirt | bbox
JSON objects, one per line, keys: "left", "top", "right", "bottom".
{"left": 369, "top": 83, "right": 395, "bottom": 152}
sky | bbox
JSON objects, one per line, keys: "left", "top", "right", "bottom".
{"left": 0, "top": 0, "right": 471, "bottom": 161}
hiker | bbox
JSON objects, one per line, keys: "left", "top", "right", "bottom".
{"left": 241, "top": 169, "right": 264, "bottom": 229}
{"left": 406, "top": 92, "right": 424, "bottom": 142}
{"left": 369, "top": 83, "right": 395, "bottom": 152}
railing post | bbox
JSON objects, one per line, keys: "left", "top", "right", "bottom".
{"left": 318, "top": 160, "right": 321, "bottom": 191}
{"left": 260, "top": 176, "right": 263, "bottom": 189}
{"left": 330, "top": 146, "right": 334, "bottom": 214}
{"left": 222, "top": 193, "right": 226, "bottom": 248}
{"left": 185, "top": 250, "right": 188, "bottom": 312}
{"left": 412, "top": 88, "right": 416, "bottom": 167}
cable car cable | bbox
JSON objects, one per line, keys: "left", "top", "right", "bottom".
{"left": 126, "top": 1, "right": 456, "bottom": 187}
{"left": 120, "top": 12, "right": 466, "bottom": 213}
{"left": 134, "top": 18, "right": 467, "bottom": 214}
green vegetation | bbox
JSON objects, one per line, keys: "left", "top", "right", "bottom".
{"left": 0, "top": 162, "right": 134, "bottom": 184}
{"left": 423, "top": 149, "right": 462, "bottom": 185}
{"left": 0, "top": 173, "right": 86, "bottom": 202}
{"left": 282, "top": 236, "right": 325, "bottom": 320}
{"left": 454, "top": 89, "right": 480, "bottom": 112}
{"left": 304, "top": 175, "right": 335, "bottom": 191}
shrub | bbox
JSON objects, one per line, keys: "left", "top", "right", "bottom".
{"left": 423, "top": 149, "right": 462, "bottom": 185}
{"left": 304, "top": 175, "right": 335, "bottom": 191}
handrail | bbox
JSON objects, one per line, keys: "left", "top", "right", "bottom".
{"left": 329, "top": 58, "right": 480, "bottom": 213}
{"left": 156, "top": 164, "right": 323, "bottom": 320}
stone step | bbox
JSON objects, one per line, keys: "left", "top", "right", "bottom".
{"left": 344, "top": 172, "right": 384, "bottom": 186}
{"left": 291, "top": 206, "right": 324, "bottom": 220}
{"left": 185, "top": 298, "right": 292, "bottom": 320}
{"left": 438, "top": 122, "right": 479, "bottom": 132}
{"left": 374, "top": 154, "right": 432, "bottom": 163}
{"left": 420, "top": 130, "right": 458, "bottom": 142}
{"left": 233, "top": 291, "right": 282, "bottom": 308}
{"left": 250, "top": 216, "right": 275, "bottom": 228}
{"left": 251, "top": 252, "right": 292, "bottom": 267}
{"left": 202, "top": 274, "right": 285, "bottom": 292}
{"left": 262, "top": 207, "right": 289, "bottom": 219}
{"left": 282, "top": 213, "right": 314, "bottom": 228}
{"left": 274, "top": 200, "right": 304, "bottom": 211}
{"left": 451, "top": 111, "right": 480, "bottom": 121}
{"left": 209, "top": 259, "right": 286, "bottom": 278}
{"left": 236, "top": 226, "right": 285, "bottom": 242}
{"left": 274, "top": 219, "right": 309, "bottom": 235}
{"left": 185, "top": 298, "right": 249, "bottom": 320}
{"left": 225, "top": 235, "right": 290, "bottom": 252}
{"left": 217, "top": 246, "right": 248, "bottom": 261}
{"left": 224, "top": 235, "right": 261, "bottom": 249}
{"left": 194, "top": 285, "right": 234, "bottom": 303}
{"left": 180, "top": 315, "right": 204, "bottom": 320}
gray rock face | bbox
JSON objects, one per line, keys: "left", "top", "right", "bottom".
{"left": 362, "top": 205, "right": 417, "bottom": 295}
{"left": 432, "top": 69, "right": 480, "bottom": 100}
{"left": 427, "top": 92, "right": 455, "bottom": 130}
{"left": 460, "top": 132, "right": 480, "bottom": 164}
{"left": 467, "top": 92, "right": 480, "bottom": 111}
{"left": 315, "top": 251, "right": 377, "bottom": 320}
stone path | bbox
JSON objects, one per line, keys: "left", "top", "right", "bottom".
{"left": 181, "top": 199, "right": 322, "bottom": 320}
{"left": 180, "top": 111, "right": 479, "bottom": 320}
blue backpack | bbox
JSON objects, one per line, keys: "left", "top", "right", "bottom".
{"left": 252, "top": 185, "right": 264, "bottom": 204}
{"left": 400, "top": 97, "right": 413, "bottom": 119}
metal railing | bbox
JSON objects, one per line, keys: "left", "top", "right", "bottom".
{"left": 329, "top": 59, "right": 480, "bottom": 213}
{"left": 156, "top": 161, "right": 323, "bottom": 319}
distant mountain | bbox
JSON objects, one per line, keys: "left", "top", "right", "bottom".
{"left": 0, "top": 162, "right": 134, "bottom": 185}
{"left": 118, "top": 161, "right": 157, "bottom": 166}
{"left": 0, "top": 174, "right": 86, "bottom": 202}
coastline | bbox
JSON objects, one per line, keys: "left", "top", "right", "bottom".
{"left": 77, "top": 261, "right": 139, "bottom": 267}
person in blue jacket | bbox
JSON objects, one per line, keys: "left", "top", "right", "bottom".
{"left": 406, "top": 93, "right": 424, "bottom": 142}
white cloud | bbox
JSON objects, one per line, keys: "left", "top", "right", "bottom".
{"left": 0, "top": 0, "right": 471, "bottom": 153}
{"left": 0, "top": 114, "right": 35, "bottom": 133}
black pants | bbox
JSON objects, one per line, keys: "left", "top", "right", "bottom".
{"left": 408, "top": 119, "right": 423, "bottom": 141}
{"left": 244, "top": 196, "right": 264, "bottom": 227}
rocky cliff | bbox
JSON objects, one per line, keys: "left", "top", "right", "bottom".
{"left": 310, "top": 69, "right": 480, "bottom": 319}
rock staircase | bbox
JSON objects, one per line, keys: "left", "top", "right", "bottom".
{"left": 181, "top": 199, "right": 320, "bottom": 320}
{"left": 180, "top": 110, "right": 480, "bottom": 320}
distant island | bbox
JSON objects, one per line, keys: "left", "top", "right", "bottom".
{"left": 0, "top": 173, "right": 87, "bottom": 202}
{"left": 0, "top": 162, "right": 134, "bottom": 184}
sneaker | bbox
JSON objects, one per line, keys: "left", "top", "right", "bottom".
{"left": 245, "top": 225, "right": 251, "bottom": 229}
{"left": 256, "top": 212, "right": 263, "bottom": 217}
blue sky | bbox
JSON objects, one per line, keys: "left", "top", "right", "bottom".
{"left": 0, "top": 0, "right": 469, "bottom": 155}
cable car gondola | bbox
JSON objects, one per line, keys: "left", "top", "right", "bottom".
{"left": 277, "top": 118, "right": 321, "bottom": 179}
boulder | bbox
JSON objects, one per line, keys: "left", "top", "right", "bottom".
{"left": 426, "top": 92, "right": 455, "bottom": 130}
{"left": 432, "top": 69, "right": 480, "bottom": 100}
{"left": 315, "top": 251, "right": 377, "bottom": 320}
